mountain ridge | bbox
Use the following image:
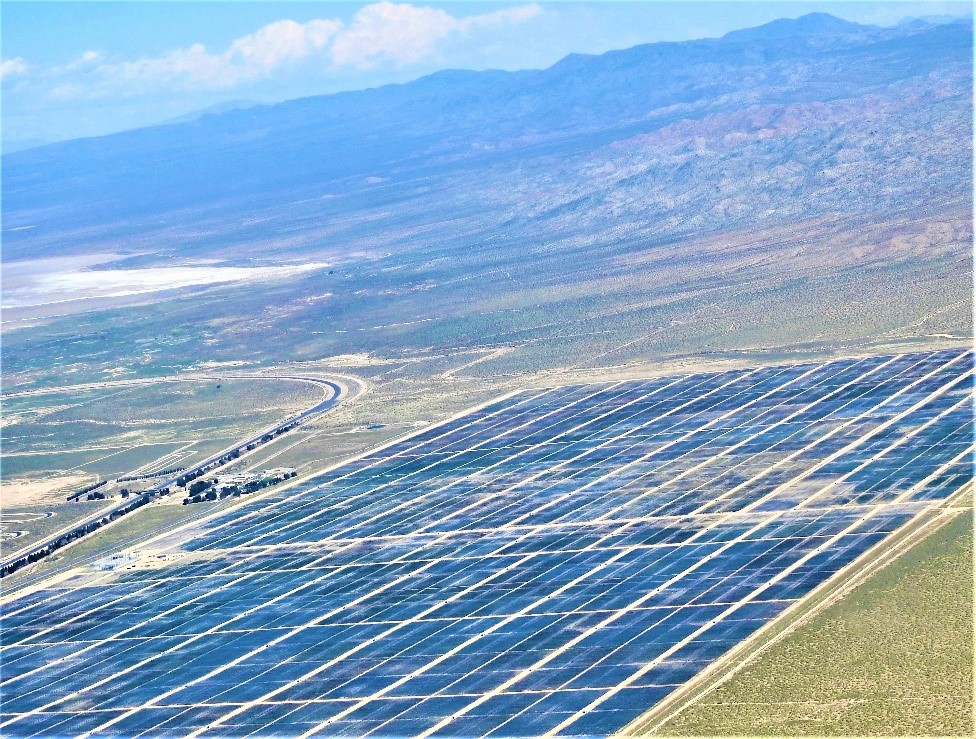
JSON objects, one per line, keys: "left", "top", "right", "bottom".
{"left": 1, "top": 13, "right": 971, "bottom": 263}
{"left": 3, "top": 13, "right": 963, "bottom": 158}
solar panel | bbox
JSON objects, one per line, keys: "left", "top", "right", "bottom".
{"left": 1, "top": 348, "right": 972, "bottom": 738}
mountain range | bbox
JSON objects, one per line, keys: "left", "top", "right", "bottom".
{"left": 2, "top": 14, "right": 971, "bottom": 263}
{"left": 2, "top": 13, "right": 972, "bottom": 392}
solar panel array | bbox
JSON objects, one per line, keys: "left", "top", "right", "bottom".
{"left": 1, "top": 348, "right": 972, "bottom": 738}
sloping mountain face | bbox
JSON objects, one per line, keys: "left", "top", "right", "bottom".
{"left": 1, "top": 15, "right": 972, "bottom": 392}
{"left": 2, "top": 15, "right": 971, "bottom": 262}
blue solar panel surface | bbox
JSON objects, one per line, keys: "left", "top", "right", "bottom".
{"left": 1, "top": 349, "right": 972, "bottom": 738}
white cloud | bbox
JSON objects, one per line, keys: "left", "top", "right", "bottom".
{"left": 331, "top": 1, "right": 542, "bottom": 69}
{"left": 109, "top": 44, "right": 233, "bottom": 89}
{"left": 227, "top": 18, "right": 342, "bottom": 69}
{"left": 467, "top": 4, "right": 544, "bottom": 29}
{"left": 94, "top": 17, "right": 343, "bottom": 94}
{"left": 34, "top": 17, "right": 342, "bottom": 98}
{"left": 331, "top": 2, "right": 459, "bottom": 68}
{"left": 12, "top": 2, "right": 541, "bottom": 99}
{"left": 1, "top": 57, "right": 28, "bottom": 80}
{"left": 58, "top": 50, "right": 104, "bottom": 72}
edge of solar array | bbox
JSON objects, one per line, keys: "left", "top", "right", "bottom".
{"left": 617, "top": 478, "right": 975, "bottom": 737}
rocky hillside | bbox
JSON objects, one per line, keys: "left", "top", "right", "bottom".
{"left": 2, "top": 15, "right": 970, "bottom": 262}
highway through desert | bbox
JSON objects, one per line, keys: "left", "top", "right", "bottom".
{"left": 0, "top": 375, "right": 356, "bottom": 578}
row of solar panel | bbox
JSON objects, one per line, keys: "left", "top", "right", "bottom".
{"left": 0, "top": 348, "right": 970, "bottom": 738}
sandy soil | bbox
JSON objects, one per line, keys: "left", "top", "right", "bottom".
{"left": 1, "top": 474, "right": 93, "bottom": 506}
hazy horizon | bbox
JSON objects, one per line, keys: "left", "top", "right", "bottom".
{"left": 2, "top": 1, "right": 971, "bottom": 152}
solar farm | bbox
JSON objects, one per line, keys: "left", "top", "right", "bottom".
{"left": 1, "top": 348, "right": 972, "bottom": 738}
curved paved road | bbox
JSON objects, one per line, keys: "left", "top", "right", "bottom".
{"left": 0, "top": 376, "right": 352, "bottom": 577}
{"left": 149, "top": 378, "right": 343, "bottom": 493}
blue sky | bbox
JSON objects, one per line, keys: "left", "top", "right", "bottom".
{"left": 2, "top": 1, "right": 971, "bottom": 150}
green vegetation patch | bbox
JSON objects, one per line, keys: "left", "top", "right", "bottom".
{"left": 655, "top": 510, "right": 974, "bottom": 736}
{"left": 0, "top": 500, "right": 108, "bottom": 558}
